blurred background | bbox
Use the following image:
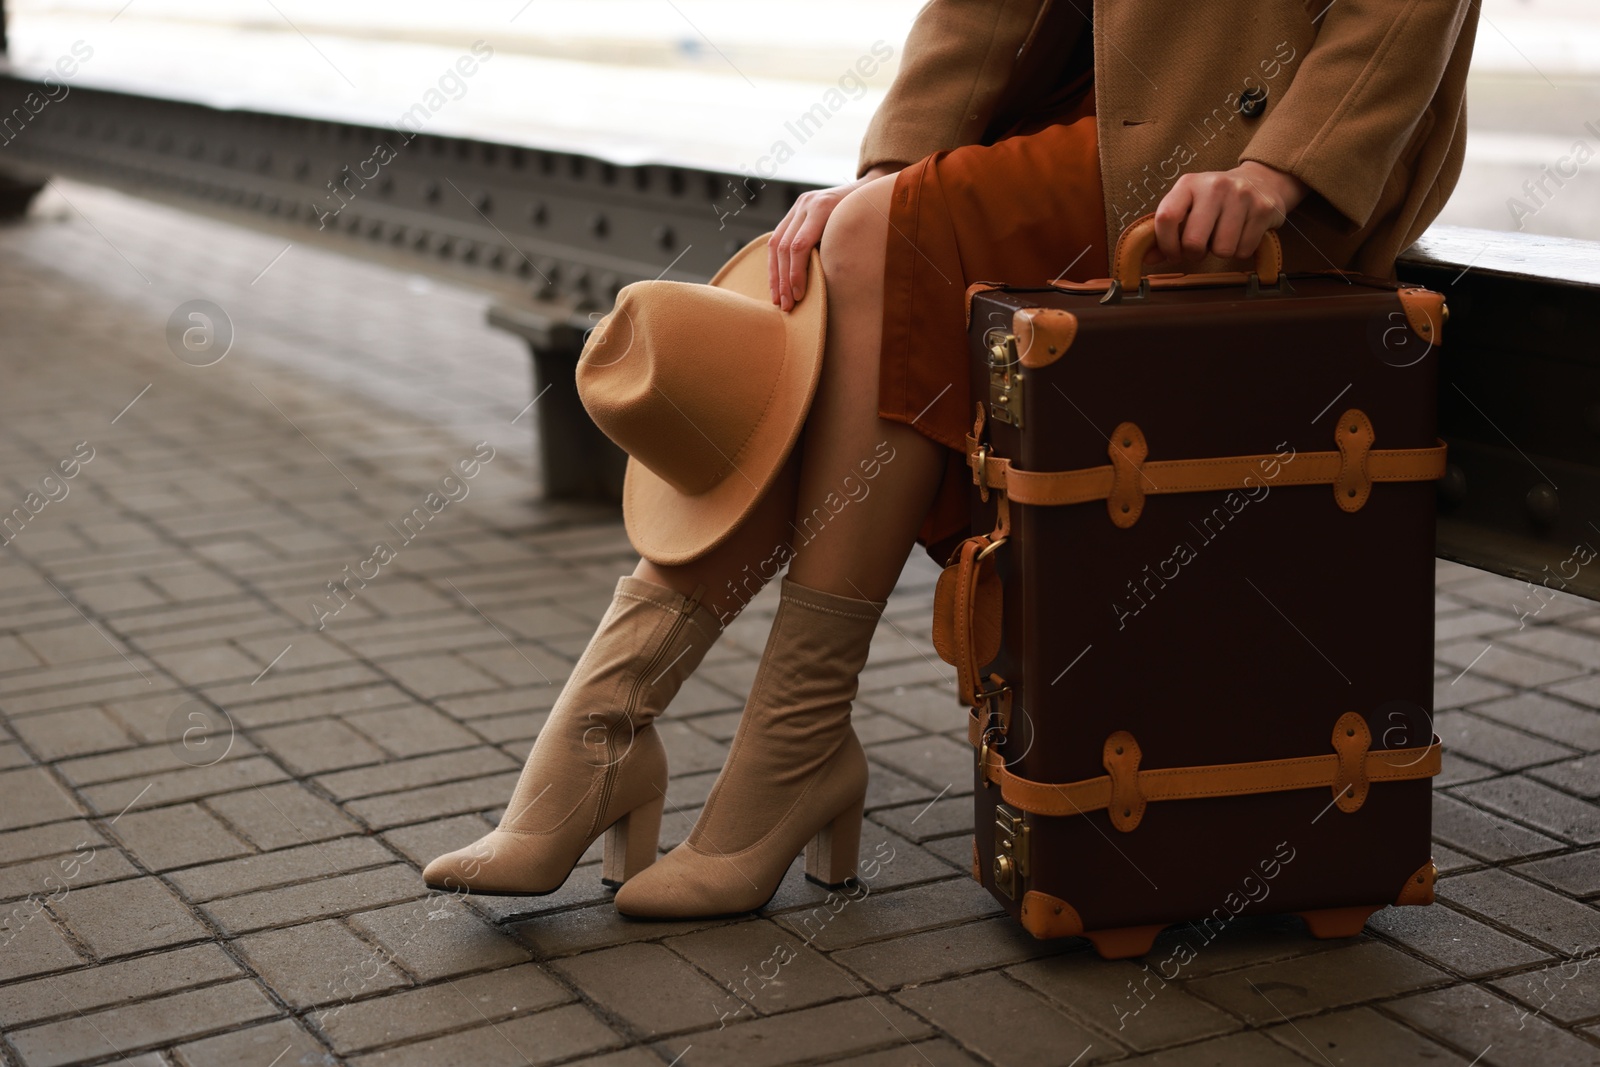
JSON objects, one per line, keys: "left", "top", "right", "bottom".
{"left": 4, "top": 0, "right": 1598, "bottom": 238}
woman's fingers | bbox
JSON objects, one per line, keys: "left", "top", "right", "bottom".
{"left": 788, "top": 212, "right": 826, "bottom": 305}
{"left": 1150, "top": 180, "right": 1194, "bottom": 266}
{"left": 771, "top": 214, "right": 790, "bottom": 302}
{"left": 1234, "top": 206, "right": 1275, "bottom": 264}
{"left": 768, "top": 210, "right": 793, "bottom": 305}
{"left": 1178, "top": 185, "right": 1223, "bottom": 263}
{"left": 776, "top": 208, "right": 806, "bottom": 311}
{"left": 777, "top": 233, "right": 794, "bottom": 312}
{"left": 1208, "top": 183, "right": 1252, "bottom": 261}
{"left": 766, "top": 179, "right": 870, "bottom": 309}
{"left": 1233, "top": 174, "right": 1285, "bottom": 262}
{"left": 1148, "top": 164, "right": 1305, "bottom": 271}
{"left": 784, "top": 224, "right": 807, "bottom": 310}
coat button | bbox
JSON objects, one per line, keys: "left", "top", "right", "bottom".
{"left": 1239, "top": 87, "right": 1268, "bottom": 118}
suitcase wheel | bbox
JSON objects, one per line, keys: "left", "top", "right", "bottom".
{"left": 1083, "top": 923, "right": 1167, "bottom": 960}
{"left": 1295, "top": 905, "right": 1382, "bottom": 940}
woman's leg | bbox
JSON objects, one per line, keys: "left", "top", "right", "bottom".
{"left": 615, "top": 174, "right": 951, "bottom": 917}
{"left": 785, "top": 174, "right": 947, "bottom": 598}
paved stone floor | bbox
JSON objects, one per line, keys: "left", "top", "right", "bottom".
{"left": 1, "top": 182, "right": 1599, "bottom": 1067}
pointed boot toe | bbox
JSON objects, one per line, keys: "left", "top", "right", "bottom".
{"left": 611, "top": 851, "right": 683, "bottom": 918}
{"left": 423, "top": 830, "right": 569, "bottom": 895}
{"left": 613, "top": 843, "right": 746, "bottom": 918}
{"left": 421, "top": 839, "right": 492, "bottom": 893}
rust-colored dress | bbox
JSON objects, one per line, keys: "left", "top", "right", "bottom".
{"left": 879, "top": 62, "right": 1107, "bottom": 563}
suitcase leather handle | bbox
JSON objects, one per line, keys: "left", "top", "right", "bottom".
{"left": 932, "top": 533, "right": 1004, "bottom": 707}
{"left": 1113, "top": 212, "right": 1282, "bottom": 291}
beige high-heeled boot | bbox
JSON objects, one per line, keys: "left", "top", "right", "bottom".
{"left": 614, "top": 577, "right": 884, "bottom": 918}
{"left": 423, "top": 576, "right": 719, "bottom": 894}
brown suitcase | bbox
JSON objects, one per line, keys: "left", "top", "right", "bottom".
{"left": 936, "top": 216, "right": 1448, "bottom": 960}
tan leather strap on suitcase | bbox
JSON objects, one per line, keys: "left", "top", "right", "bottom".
{"left": 932, "top": 529, "right": 1005, "bottom": 708}
{"left": 933, "top": 440, "right": 1011, "bottom": 708}
{"left": 967, "top": 709, "right": 1440, "bottom": 826}
{"left": 967, "top": 409, "right": 1446, "bottom": 517}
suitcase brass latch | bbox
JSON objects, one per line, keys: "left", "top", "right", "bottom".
{"left": 988, "top": 334, "right": 1024, "bottom": 429}
{"left": 993, "top": 804, "right": 1030, "bottom": 899}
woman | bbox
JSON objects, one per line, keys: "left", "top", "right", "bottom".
{"left": 425, "top": 0, "right": 1479, "bottom": 917}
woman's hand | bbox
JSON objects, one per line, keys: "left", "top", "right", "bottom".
{"left": 768, "top": 164, "right": 900, "bottom": 311}
{"left": 1147, "top": 161, "right": 1309, "bottom": 267}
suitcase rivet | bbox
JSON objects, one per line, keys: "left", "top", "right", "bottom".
{"left": 1121, "top": 438, "right": 1131, "bottom": 447}
{"left": 1346, "top": 728, "right": 1356, "bottom": 737}
{"left": 1048, "top": 345, "right": 1058, "bottom": 354}
{"left": 1349, "top": 423, "right": 1359, "bottom": 433}
{"left": 1053, "top": 905, "right": 1062, "bottom": 915}
{"left": 1347, "top": 489, "right": 1357, "bottom": 498}
{"left": 1121, "top": 504, "right": 1130, "bottom": 513}
{"left": 1115, "top": 745, "right": 1124, "bottom": 755}
{"left": 1122, "top": 808, "right": 1132, "bottom": 817}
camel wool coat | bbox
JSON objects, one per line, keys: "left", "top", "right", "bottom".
{"left": 857, "top": 0, "right": 1481, "bottom": 278}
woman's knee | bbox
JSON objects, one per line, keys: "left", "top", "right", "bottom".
{"left": 818, "top": 175, "right": 895, "bottom": 295}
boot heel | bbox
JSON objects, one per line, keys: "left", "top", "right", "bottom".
{"left": 804, "top": 793, "right": 864, "bottom": 888}
{"left": 601, "top": 794, "right": 664, "bottom": 887}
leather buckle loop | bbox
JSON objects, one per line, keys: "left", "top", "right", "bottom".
{"left": 1331, "top": 712, "right": 1372, "bottom": 812}
{"left": 978, "top": 726, "right": 1000, "bottom": 788}
{"left": 975, "top": 679, "right": 1012, "bottom": 789}
{"left": 1334, "top": 409, "right": 1375, "bottom": 512}
{"left": 1107, "top": 422, "right": 1150, "bottom": 528}
{"left": 978, "top": 679, "right": 1012, "bottom": 721}
{"left": 1103, "top": 731, "right": 1146, "bottom": 831}
{"left": 976, "top": 534, "right": 1006, "bottom": 563}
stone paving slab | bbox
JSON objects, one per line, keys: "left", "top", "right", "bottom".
{"left": 0, "top": 183, "right": 1598, "bottom": 1065}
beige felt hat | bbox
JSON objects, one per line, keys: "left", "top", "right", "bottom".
{"left": 575, "top": 233, "right": 826, "bottom": 566}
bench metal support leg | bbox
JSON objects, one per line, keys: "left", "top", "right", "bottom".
{"left": 0, "top": 171, "right": 46, "bottom": 221}
{"left": 527, "top": 339, "right": 627, "bottom": 501}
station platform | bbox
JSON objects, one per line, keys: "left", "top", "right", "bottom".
{"left": 1, "top": 182, "right": 1599, "bottom": 1067}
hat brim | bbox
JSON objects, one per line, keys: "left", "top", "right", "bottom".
{"left": 621, "top": 233, "right": 826, "bottom": 567}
